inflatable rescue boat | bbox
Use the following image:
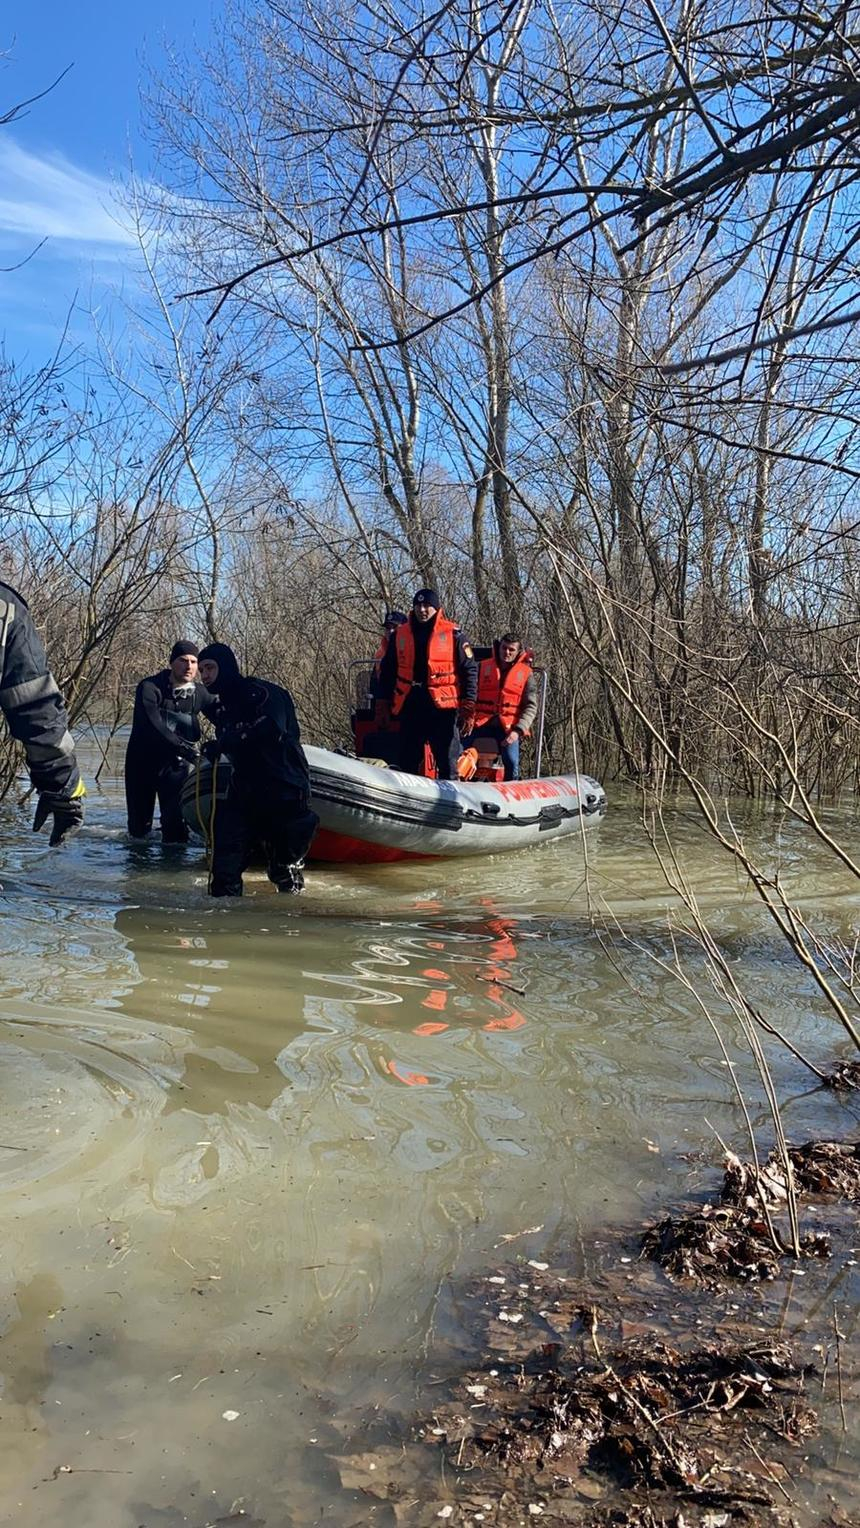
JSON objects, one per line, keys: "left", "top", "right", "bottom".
{"left": 183, "top": 746, "right": 606, "bottom": 864}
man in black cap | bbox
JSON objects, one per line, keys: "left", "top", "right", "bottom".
{"left": 196, "top": 642, "right": 318, "bottom": 896}
{"left": 353, "top": 609, "right": 409, "bottom": 766}
{"left": 377, "top": 589, "right": 477, "bottom": 778}
{"left": 124, "top": 641, "right": 212, "bottom": 842}
{"left": 368, "top": 609, "right": 407, "bottom": 706}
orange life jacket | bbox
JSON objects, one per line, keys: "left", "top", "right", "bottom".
{"left": 392, "top": 614, "right": 460, "bottom": 714}
{"left": 475, "top": 652, "right": 532, "bottom": 732}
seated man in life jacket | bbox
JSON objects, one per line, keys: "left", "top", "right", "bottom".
{"left": 196, "top": 642, "right": 319, "bottom": 896}
{"left": 376, "top": 588, "right": 477, "bottom": 779}
{"left": 470, "top": 633, "right": 537, "bottom": 781}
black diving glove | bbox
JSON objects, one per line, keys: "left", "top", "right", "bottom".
{"left": 33, "top": 787, "right": 85, "bottom": 847}
{"left": 201, "top": 738, "right": 222, "bottom": 763}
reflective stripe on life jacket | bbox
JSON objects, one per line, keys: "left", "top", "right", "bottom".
{"left": 475, "top": 653, "right": 532, "bottom": 732}
{"left": 392, "top": 614, "right": 460, "bottom": 714}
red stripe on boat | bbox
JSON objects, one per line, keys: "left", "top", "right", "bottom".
{"left": 308, "top": 826, "right": 439, "bottom": 864}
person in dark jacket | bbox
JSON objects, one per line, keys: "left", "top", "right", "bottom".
{"left": 0, "top": 580, "right": 85, "bottom": 845}
{"left": 377, "top": 588, "right": 477, "bottom": 778}
{"left": 125, "top": 641, "right": 211, "bottom": 843}
{"left": 359, "top": 609, "right": 408, "bottom": 767}
{"left": 197, "top": 642, "right": 318, "bottom": 897}
{"left": 369, "top": 609, "right": 408, "bottom": 703}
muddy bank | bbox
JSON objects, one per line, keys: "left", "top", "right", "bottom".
{"left": 327, "top": 1139, "right": 859, "bottom": 1528}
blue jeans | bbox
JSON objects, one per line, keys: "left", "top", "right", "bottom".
{"left": 471, "top": 724, "right": 520, "bottom": 780}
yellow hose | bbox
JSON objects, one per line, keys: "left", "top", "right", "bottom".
{"left": 207, "top": 757, "right": 219, "bottom": 895}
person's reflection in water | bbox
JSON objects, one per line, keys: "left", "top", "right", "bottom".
{"left": 113, "top": 908, "right": 297, "bottom": 1117}
{"left": 406, "top": 898, "right": 527, "bottom": 1041}
{"left": 0, "top": 1272, "right": 65, "bottom": 1407}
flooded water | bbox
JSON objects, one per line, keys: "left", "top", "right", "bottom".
{"left": 1, "top": 747, "right": 859, "bottom": 1525}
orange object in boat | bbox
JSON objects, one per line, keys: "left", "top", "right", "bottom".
{"left": 456, "top": 747, "right": 479, "bottom": 780}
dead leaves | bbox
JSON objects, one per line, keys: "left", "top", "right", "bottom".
{"left": 643, "top": 1137, "right": 860, "bottom": 1287}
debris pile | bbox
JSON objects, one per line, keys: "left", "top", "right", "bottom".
{"left": 329, "top": 1140, "right": 858, "bottom": 1525}
{"left": 783, "top": 1140, "right": 860, "bottom": 1199}
{"left": 641, "top": 1203, "right": 784, "bottom": 1285}
{"left": 823, "top": 1060, "right": 860, "bottom": 1092}
{"left": 643, "top": 1139, "right": 859, "bottom": 1285}
{"left": 418, "top": 1280, "right": 814, "bottom": 1525}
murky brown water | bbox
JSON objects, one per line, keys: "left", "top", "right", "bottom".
{"left": 1, "top": 749, "right": 858, "bottom": 1525}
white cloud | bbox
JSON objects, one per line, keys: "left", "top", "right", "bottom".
{"left": 0, "top": 138, "right": 136, "bottom": 248}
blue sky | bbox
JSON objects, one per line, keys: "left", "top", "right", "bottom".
{"left": 1, "top": 0, "right": 215, "bottom": 363}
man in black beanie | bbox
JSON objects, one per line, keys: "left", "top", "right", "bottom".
{"left": 124, "top": 640, "right": 211, "bottom": 842}
{"left": 196, "top": 643, "right": 318, "bottom": 896}
{"left": 376, "top": 588, "right": 477, "bottom": 778}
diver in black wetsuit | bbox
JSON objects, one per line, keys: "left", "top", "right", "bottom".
{"left": 197, "top": 642, "right": 318, "bottom": 896}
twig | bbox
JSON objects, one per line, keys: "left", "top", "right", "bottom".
{"left": 834, "top": 1304, "right": 847, "bottom": 1432}
{"left": 741, "top": 1429, "right": 793, "bottom": 1504}
{"left": 48, "top": 1466, "right": 132, "bottom": 1480}
{"left": 494, "top": 1224, "right": 543, "bottom": 1246}
{"left": 475, "top": 973, "right": 527, "bottom": 995}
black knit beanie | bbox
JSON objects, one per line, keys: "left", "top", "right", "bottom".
{"left": 412, "top": 588, "right": 440, "bottom": 609}
{"left": 170, "top": 640, "right": 199, "bottom": 661}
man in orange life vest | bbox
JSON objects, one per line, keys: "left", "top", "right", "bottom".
{"left": 377, "top": 588, "right": 477, "bottom": 778}
{"left": 471, "top": 632, "right": 537, "bottom": 780}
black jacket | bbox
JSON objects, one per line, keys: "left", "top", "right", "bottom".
{"left": 127, "top": 670, "right": 212, "bottom": 768}
{"left": 212, "top": 677, "right": 310, "bottom": 799}
{"left": 0, "top": 581, "right": 81, "bottom": 798}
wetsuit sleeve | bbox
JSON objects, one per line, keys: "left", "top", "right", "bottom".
{"left": 258, "top": 683, "right": 310, "bottom": 792}
{"left": 136, "top": 678, "right": 185, "bottom": 749}
{"left": 0, "top": 594, "right": 81, "bottom": 797}
{"left": 516, "top": 672, "right": 539, "bottom": 735}
{"left": 455, "top": 632, "right": 478, "bottom": 703}
{"left": 196, "top": 685, "right": 220, "bottom": 721}
{"left": 279, "top": 686, "right": 302, "bottom": 741}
